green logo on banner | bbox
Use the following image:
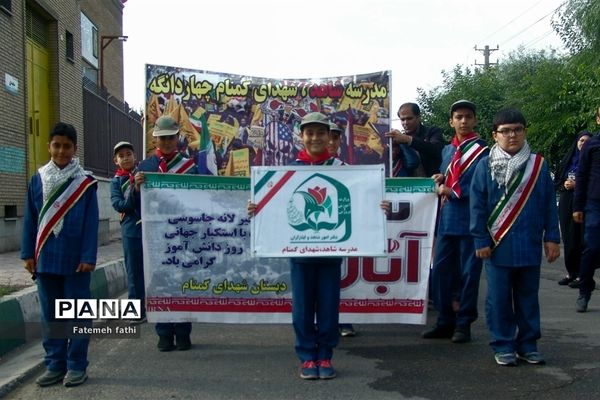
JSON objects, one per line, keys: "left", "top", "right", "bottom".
{"left": 287, "top": 173, "right": 351, "bottom": 242}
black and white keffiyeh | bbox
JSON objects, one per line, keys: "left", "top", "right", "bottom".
{"left": 38, "top": 158, "right": 87, "bottom": 236}
{"left": 488, "top": 141, "right": 531, "bottom": 190}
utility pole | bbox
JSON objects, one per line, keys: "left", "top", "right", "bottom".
{"left": 474, "top": 45, "right": 499, "bottom": 68}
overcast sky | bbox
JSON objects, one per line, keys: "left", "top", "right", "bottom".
{"left": 122, "top": 0, "right": 566, "bottom": 127}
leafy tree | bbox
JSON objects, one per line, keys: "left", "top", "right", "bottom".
{"left": 417, "top": 0, "right": 600, "bottom": 173}
{"left": 552, "top": 0, "right": 600, "bottom": 54}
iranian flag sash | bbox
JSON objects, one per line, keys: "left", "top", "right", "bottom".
{"left": 445, "top": 139, "right": 487, "bottom": 181}
{"left": 35, "top": 175, "right": 97, "bottom": 262}
{"left": 487, "top": 154, "right": 543, "bottom": 246}
{"left": 165, "top": 153, "right": 195, "bottom": 174}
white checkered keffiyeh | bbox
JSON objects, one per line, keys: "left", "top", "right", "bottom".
{"left": 38, "top": 157, "right": 87, "bottom": 236}
{"left": 489, "top": 141, "right": 531, "bottom": 190}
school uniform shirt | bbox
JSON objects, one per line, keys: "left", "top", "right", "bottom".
{"left": 437, "top": 139, "right": 488, "bottom": 236}
{"left": 21, "top": 173, "right": 99, "bottom": 275}
{"left": 111, "top": 174, "right": 141, "bottom": 238}
{"left": 469, "top": 155, "right": 560, "bottom": 267}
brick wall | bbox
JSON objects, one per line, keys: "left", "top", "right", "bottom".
{"left": 80, "top": 0, "right": 125, "bottom": 102}
{"left": 0, "top": 1, "right": 27, "bottom": 207}
{"left": 0, "top": 0, "right": 124, "bottom": 251}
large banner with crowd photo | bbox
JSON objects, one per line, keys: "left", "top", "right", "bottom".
{"left": 141, "top": 173, "right": 436, "bottom": 325}
{"left": 144, "top": 64, "right": 391, "bottom": 176}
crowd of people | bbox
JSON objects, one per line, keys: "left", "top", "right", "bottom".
{"left": 20, "top": 104, "right": 600, "bottom": 386}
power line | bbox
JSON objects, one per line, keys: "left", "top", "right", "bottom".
{"left": 498, "top": 3, "right": 565, "bottom": 46}
{"left": 523, "top": 29, "right": 555, "bottom": 48}
{"left": 480, "top": 0, "right": 545, "bottom": 42}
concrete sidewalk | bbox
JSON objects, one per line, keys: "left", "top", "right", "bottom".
{"left": 0, "top": 238, "right": 125, "bottom": 289}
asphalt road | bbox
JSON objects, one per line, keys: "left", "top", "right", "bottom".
{"left": 2, "top": 257, "right": 600, "bottom": 400}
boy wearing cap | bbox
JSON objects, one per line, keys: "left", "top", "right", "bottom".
{"left": 328, "top": 122, "right": 357, "bottom": 338}
{"left": 111, "top": 141, "right": 145, "bottom": 321}
{"left": 422, "top": 100, "right": 488, "bottom": 344}
{"left": 134, "top": 116, "right": 198, "bottom": 351}
{"left": 327, "top": 122, "right": 343, "bottom": 158}
{"left": 21, "top": 122, "right": 98, "bottom": 387}
{"left": 470, "top": 108, "right": 559, "bottom": 366}
{"left": 249, "top": 112, "right": 389, "bottom": 379}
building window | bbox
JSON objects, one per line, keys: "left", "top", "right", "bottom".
{"left": 66, "top": 30, "right": 74, "bottom": 62}
{"left": 81, "top": 12, "right": 98, "bottom": 68}
{"left": 0, "top": 0, "right": 12, "bottom": 16}
{"left": 92, "top": 26, "right": 98, "bottom": 58}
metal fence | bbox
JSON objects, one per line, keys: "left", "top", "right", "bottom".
{"left": 82, "top": 78, "right": 143, "bottom": 178}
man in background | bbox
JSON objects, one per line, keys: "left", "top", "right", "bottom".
{"left": 385, "top": 102, "right": 444, "bottom": 177}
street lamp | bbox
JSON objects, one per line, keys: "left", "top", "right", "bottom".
{"left": 100, "top": 35, "right": 128, "bottom": 90}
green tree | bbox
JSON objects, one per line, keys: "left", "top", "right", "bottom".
{"left": 417, "top": 0, "right": 600, "bottom": 173}
{"left": 552, "top": 0, "right": 600, "bottom": 54}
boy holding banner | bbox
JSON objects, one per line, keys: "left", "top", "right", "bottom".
{"left": 470, "top": 108, "right": 560, "bottom": 366}
{"left": 249, "top": 112, "right": 344, "bottom": 379}
{"left": 248, "top": 113, "right": 388, "bottom": 380}
{"left": 135, "top": 116, "right": 198, "bottom": 351}
{"left": 422, "top": 100, "right": 488, "bottom": 344}
{"left": 111, "top": 141, "right": 145, "bottom": 321}
{"left": 21, "top": 122, "right": 99, "bottom": 387}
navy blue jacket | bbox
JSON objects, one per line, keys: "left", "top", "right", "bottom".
{"left": 21, "top": 173, "right": 99, "bottom": 274}
{"left": 470, "top": 155, "right": 560, "bottom": 267}
{"left": 408, "top": 124, "right": 445, "bottom": 177}
{"left": 111, "top": 174, "right": 141, "bottom": 238}
{"left": 574, "top": 135, "right": 600, "bottom": 212}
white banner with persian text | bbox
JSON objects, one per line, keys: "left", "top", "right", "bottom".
{"left": 141, "top": 173, "right": 436, "bottom": 324}
{"left": 251, "top": 165, "right": 387, "bottom": 257}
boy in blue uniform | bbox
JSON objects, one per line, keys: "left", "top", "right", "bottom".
{"left": 249, "top": 113, "right": 388, "bottom": 379}
{"left": 111, "top": 141, "right": 145, "bottom": 321}
{"left": 134, "top": 116, "right": 198, "bottom": 351}
{"left": 422, "top": 100, "right": 488, "bottom": 343}
{"left": 470, "top": 108, "right": 560, "bottom": 366}
{"left": 21, "top": 122, "right": 99, "bottom": 387}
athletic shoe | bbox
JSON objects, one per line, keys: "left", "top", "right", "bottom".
{"left": 494, "top": 352, "right": 517, "bottom": 366}
{"left": 451, "top": 326, "right": 471, "bottom": 343}
{"left": 317, "top": 359, "right": 336, "bottom": 379}
{"left": 300, "top": 360, "right": 319, "bottom": 380}
{"left": 339, "top": 325, "right": 356, "bottom": 337}
{"left": 517, "top": 351, "right": 546, "bottom": 365}
{"left": 63, "top": 370, "right": 88, "bottom": 387}
{"left": 35, "top": 369, "right": 66, "bottom": 387}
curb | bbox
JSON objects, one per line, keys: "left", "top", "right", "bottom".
{"left": 0, "top": 258, "right": 126, "bottom": 397}
{"left": 0, "top": 258, "right": 126, "bottom": 358}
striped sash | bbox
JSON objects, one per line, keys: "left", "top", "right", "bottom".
{"left": 487, "top": 154, "right": 543, "bottom": 246}
{"left": 323, "top": 157, "right": 345, "bottom": 166}
{"left": 162, "top": 153, "right": 195, "bottom": 174}
{"left": 119, "top": 176, "right": 141, "bottom": 224}
{"left": 35, "top": 175, "right": 97, "bottom": 262}
{"left": 445, "top": 139, "right": 487, "bottom": 198}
